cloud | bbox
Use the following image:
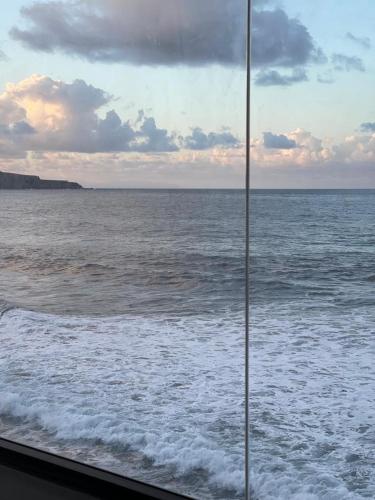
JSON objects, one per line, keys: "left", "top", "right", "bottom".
{"left": 263, "top": 132, "right": 297, "bottom": 149}
{"left": 251, "top": 8, "right": 325, "bottom": 87}
{"left": 0, "top": 144, "right": 246, "bottom": 188}
{"left": 255, "top": 68, "right": 308, "bottom": 86}
{"left": 332, "top": 134, "right": 375, "bottom": 164}
{"left": 0, "top": 75, "right": 181, "bottom": 153}
{"left": 0, "top": 74, "right": 136, "bottom": 153}
{"left": 252, "top": 126, "right": 375, "bottom": 176}
{"left": 360, "top": 122, "right": 375, "bottom": 133}
{"left": 346, "top": 32, "right": 371, "bottom": 50}
{"left": 183, "top": 127, "right": 239, "bottom": 150}
{"left": 10, "top": 0, "right": 246, "bottom": 66}
{"left": 251, "top": 128, "right": 329, "bottom": 168}
{"left": 0, "top": 120, "right": 36, "bottom": 135}
{"left": 0, "top": 121, "right": 35, "bottom": 158}
{"left": 331, "top": 53, "right": 365, "bottom": 72}
{"left": 0, "top": 74, "right": 238, "bottom": 157}
{"left": 10, "top": 0, "right": 325, "bottom": 73}
{"left": 7, "top": 74, "right": 111, "bottom": 111}
{"left": 0, "top": 88, "right": 37, "bottom": 156}
{"left": 0, "top": 92, "right": 27, "bottom": 124}
{"left": 132, "top": 113, "right": 178, "bottom": 152}
{"left": 251, "top": 161, "right": 375, "bottom": 189}
{"left": 252, "top": 9, "right": 325, "bottom": 68}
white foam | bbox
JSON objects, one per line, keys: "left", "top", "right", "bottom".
{"left": 250, "top": 303, "right": 375, "bottom": 499}
{"left": 2, "top": 302, "right": 373, "bottom": 498}
{"left": 0, "top": 308, "right": 245, "bottom": 496}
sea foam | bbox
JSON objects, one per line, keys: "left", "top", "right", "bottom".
{"left": 0, "top": 306, "right": 245, "bottom": 498}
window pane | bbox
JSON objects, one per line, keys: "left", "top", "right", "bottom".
{"left": 0, "top": 1, "right": 247, "bottom": 499}
{"left": 250, "top": 1, "right": 375, "bottom": 498}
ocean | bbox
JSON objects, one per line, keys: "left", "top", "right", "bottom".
{"left": 250, "top": 190, "right": 375, "bottom": 499}
{"left": 0, "top": 189, "right": 246, "bottom": 500}
{"left": 0, "top": 189, "right": 374, "bottom": 499}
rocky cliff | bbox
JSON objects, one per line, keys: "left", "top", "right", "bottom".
{"left": 0, "top": 171, "right": 82, "bottom": 189}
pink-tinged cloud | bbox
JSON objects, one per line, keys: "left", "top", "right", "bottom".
{"left": 0, "top": 75, "right": 239, "bottom": 157}
{"left": 251, "top": 128, "right": 375, "bottom": 187}
{"left": 251, "top": 129, "right": 331, "bottom": 167}
{"left": 0, "top": 146, "right": 246, "bottom": 188}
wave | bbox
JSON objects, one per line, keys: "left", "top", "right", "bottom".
{"left": 0, "top": 300, "right": 14, "bottom": 318}
{"left": 250, "top": 303, "right": 375, "bottom": 499}
{"left": 0, "top": 304, "right": 245, "bottom": 496}
{"left": 2, "top": 299, "right": 373, "bottom": 498}
{"left": 0, "top": 253, "right": 116, "bottom": 276}
{"left": 0, "top": 251, "right": 243, "bottom": 277}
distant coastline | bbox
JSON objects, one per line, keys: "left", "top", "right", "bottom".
{"left": 0, "top": 171, "right": 82, "bottom": 189}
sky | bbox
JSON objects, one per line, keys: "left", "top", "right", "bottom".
{"left": 251, "top": 0, "right": 375, "bottom": 188}
{"left": 0, "top": 0, "right": 374, "bottom": 188}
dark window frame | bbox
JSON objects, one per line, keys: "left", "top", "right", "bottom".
{"left": 0, "top": 438, "right": 191, "bottom": 499}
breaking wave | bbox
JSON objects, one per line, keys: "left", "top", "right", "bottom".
{"left": 0, "top": 303, "right": 245, "bottom": 498}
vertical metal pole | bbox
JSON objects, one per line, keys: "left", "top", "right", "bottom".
{"left": 245, "top": 0, "right": 252, "bottom": 498}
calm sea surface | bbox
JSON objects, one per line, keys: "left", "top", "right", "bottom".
{"left": 0, "top": 189, "right": 374, "bottom": 499}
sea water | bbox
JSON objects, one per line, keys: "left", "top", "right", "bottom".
{"left": 250, "top": 190, "right": 375, "bottom": 499}
{"left": 0, "top": 189, "right": 374, "bottom": 499}
{"left": 0, "top": 189, "right": 245, "bottom": 500}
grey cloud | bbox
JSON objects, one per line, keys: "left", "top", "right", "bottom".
{"left": 183, "top": 127, "right": 239, "bottom": 150}
{"left": 360, "top": 122, "right": 375, "bottom": 133}
{"left": 134, "top": 116, "right": 178, "bottom": 153}
{"left": 0, "top": 120, "right": 36, "bottom": 137}
{"left": 10, "top": 0, "right": 324, "bottom": 70}
{"left": 251, "top": 162, "right": 375, "bottom": 189}
{"left": 10, "top": 0, "right": 246, "bottom": 66}
{"left": 0, "top": 98, "right": 26, "bottom": 124}
{"left": 10, "top": 76, "right": 111, "bottom": 112}
{"left": 63, "top": 110, "right": 178, "bottom": 154}
{"left": 9, "top": 121, "right": 36, "bottom": 135}
{"left": 332, "top": 53, "right": 365, "bottom": 72}
{"left": 346, "top": 32, "right": 371, "bottom": 50}
{"left": 48, "top": 110, "right": 179, "bottom": 154}
{"left": 95, "top": 111, "right": 136, "bottom": 152}
{"left": 11, "top": 121, "right": 36, "bottom": 134}
{"left": 255, "top": 68, "right": 308, "bottom": 86}
{"left": 0, "top": 119, "right": 36, "bottom": 158}
{"left": 252, "top": 9, "right": 326, "bottom": 68}
{"left": 251, "top": 7, "right": 325, "bottom": 87}
{"left": 263, "top": 132, "right": 297, "bottom": 149}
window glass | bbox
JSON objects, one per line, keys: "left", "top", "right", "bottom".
{"left": 250, "top": 1, "right": 375, "bottom": 498}
{"left": 0, "top": 1, "right": 247, "bottom": 499}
